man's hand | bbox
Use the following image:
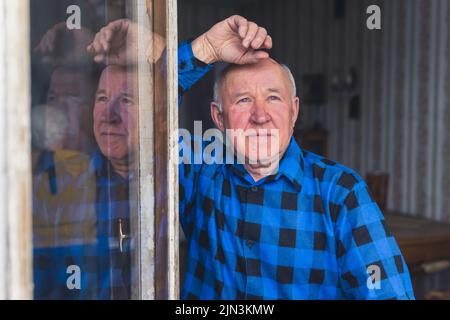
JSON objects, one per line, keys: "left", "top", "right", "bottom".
{"left": 34, "top": 22, "right": 94, "bottom": 66}
{"left": 191, "top": 15, "right": 272, "bottom": 65}
{"left": 86, "top": 19, "right": 166, "bottom": 66}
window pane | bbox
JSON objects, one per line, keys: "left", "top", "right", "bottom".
{"left": 29, "top": 0, "right": 172, "bottom": 299}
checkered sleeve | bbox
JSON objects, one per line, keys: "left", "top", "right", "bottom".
{"left": 332, "top": 171, "right": 415, "bottom": 300}
{"left": 177, "top": 41, "right": 213, "bottom": 235}
{"left": 178, "top": 40, "right": 213, "bottom": 97}
{"left": 179, "top": 136, "right": 204, "bottom": 238}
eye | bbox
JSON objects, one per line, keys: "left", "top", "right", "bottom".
{"left": 268, "top": 95, "right": 281, "bottom": 101}
{"left": 96, "top": 95, "right": 108, "bottom": 103}
{"left": 237, "top": 97, "right": 251, "bottom": 104}
{"left": 122, "top": 96, "right": 135, "bottom": 105}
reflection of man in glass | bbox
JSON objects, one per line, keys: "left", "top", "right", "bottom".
{"left": 93, "top": 66, "right": 138, "bottom": 178}
{"left": 34, "top": 64, "right": 139, "bottom": 299}
{"left": 36, "top": 66, "right": 97, "bottom": 152}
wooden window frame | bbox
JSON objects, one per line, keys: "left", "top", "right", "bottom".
{"left": 0, "top": 0, "right": 33, "bottom": 300}
{"left": 0, "top": 0, "right": 179, "bottom": 300}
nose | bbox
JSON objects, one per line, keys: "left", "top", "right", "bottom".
{"left": 249, "top": 100, "right": 271, "bottom": 125}
{"left": 104, "top": 96, "right": 122, "bottom": 124}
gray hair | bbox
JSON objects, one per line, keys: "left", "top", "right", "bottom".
{"left": 213, "top": 62, "right": 297, "bottom": 112}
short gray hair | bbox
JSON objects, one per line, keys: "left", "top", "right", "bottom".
{"left": 213, "top": 62, "right": 297, "bottom": 112}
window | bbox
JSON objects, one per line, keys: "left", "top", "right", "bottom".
{"left": 1, "top": 0, "right": 179, "bottom": 300}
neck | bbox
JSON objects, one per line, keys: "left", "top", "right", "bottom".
{"left": 244, "top": 159, "right": 280, "bottom": 182}
{"left": 110, "top": 157, "right": 134, "bottom": 179}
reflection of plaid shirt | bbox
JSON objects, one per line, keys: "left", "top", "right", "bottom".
{"left": 178, "top": 44, "right": 414, "bottom": 299}
{"left": 33, "top": 150, "right": 134, "bottom": 299}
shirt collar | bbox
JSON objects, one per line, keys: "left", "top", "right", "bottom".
{"left": 89, "top": 149, "right": 135, "bottom": 182}
{"left": 34, "top": 150, "right": 55, "bottom": 175}
{"left": 275, "top": 137, "right": 304, "bottom": 191}
{"left": 227, "top": 137, "right": 304, "bottom": 191}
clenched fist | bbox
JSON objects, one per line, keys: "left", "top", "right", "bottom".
{"left": 192, "top": 15, "right": 272, "bottom": 65}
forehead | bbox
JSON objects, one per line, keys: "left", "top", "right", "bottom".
{"left": 97, "top": 66, "right": 137, "bottom": 91}
{"left": 223, "top": 60, "right": 290, "bottom": 94}
{"left": 49, "top": 68, "right": 93, "bottom": 94}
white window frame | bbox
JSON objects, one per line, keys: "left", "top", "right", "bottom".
{"left": 0, "top": 0, "right": 33, "bottom": 300}
{"left": 0, "top": 0, "right": 179, "bottom": 300}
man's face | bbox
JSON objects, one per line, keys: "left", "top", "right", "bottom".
{"left": 93, "top": 66, "right": 138, "bottom": 162}
{"left": 44, "top": 67, "right": 96, "bottom": 151}
{"left": 212, "top": 59, "right": 299, "bottom": 165}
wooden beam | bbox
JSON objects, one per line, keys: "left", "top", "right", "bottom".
{"left": 131, "top": 0, "right": 179, "bottom": 300}
{"left": 153, "top": 0, "right": 169, "bottom": 300}
{"left": 131, "top": 0, "right": 156, "bottom": 300}
{"left": 166, "top": 0, "right": 179, "bottom": 301}
{"left": 152, "top": 0, "right": 179, "bottom": 300}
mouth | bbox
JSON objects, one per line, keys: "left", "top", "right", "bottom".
{"left": 100, "top": 132, "right": 126, "bottom": 137}
{"left": 244, "top": 131, "right": 277, "bottom": 138}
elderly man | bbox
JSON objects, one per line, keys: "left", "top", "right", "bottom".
{"left": 177, "top": 31, "right": 414, "bottom": 301}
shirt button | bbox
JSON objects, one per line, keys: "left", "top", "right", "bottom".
{"left": 251, "top": 186, "right": 258, "bottom": 192}
{"left": 246, "top": 240, "right": 254, "bottom": 248}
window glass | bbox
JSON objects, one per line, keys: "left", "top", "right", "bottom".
{"left": 30, "top": 0, "right": 167, "bottom": 299}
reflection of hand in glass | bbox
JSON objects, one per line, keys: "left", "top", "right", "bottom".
{"left": 86, "top": 19, "right": 166, "bottom": 66}
{"left": 34, "top": 22, "right": 94, "bottom": 66}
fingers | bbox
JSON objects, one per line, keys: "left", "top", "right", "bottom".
{"left": 87, "top": 30, "right": 111, "bottom": 63}
{"left": 242, "top": 22, "right": 259, "bottom": 48}
{"left": 102, "top": 28, "right": 115, "bottom": 51}
{"left": 86, "top": 19, "right": 129, "bottom": 57}
{"left": 228, "top": 15, "right": 271, "bottom": 50}
{"left": 87, "top": 34, "right": 103, "bottom": 54}
{"left": 87, "top": 34, "right": 105, "bottom": 63}
{"left": 228, "top": 15, "right": 248, "bottom": 38}
{"left": 250, "top": 27, "right": 268, "bottom": 49}
{"left": 263, "top": 35, "right": 273, "bottom": 50}
{"left": 241, "top": 22, "right": 271, "bottom": 50}
{"left": 98, "top": 31, "right": 110, "bottom": 52}
{"left": 240, "top": 50, "right": 270, "bottom": 65}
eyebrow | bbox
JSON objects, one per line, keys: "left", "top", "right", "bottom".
{"left": 122, "top": 92, "right": 134, "bottom": 98}
{"left": 95, "top": 89, "right": 107, "bottom": 95}
{"left": 231, "top": 88, "right": 282, "bottom": 97}
{"left": 267, "top": 88, "right": 282, "bottom": 94}
{"left": 231, "top": 91, "right": 250, "bottom": 99}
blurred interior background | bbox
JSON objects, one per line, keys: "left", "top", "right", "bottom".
{"left": 178, "top": 0, "right": 450, "bottom": 299}
{"left": 26, "top": 0, "right": 450, "bottom": 300}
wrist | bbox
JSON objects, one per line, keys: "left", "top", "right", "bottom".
{"left": 191, "top": 34, "right": 217, "bottom": 65}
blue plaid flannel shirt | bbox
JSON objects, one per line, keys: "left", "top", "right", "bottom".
{"left": 178, "top": 42, "right": 415, "bottom": 300}
{"left": 33, "top": 150, "right": 134, "bottom": 299}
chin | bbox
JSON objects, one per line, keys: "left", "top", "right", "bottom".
{"left": 99, "top": 145, "right": 128, "bottom": 161}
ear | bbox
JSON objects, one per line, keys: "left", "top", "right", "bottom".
{"left": 211, "top": 102, "right": 225, "bottom": 132}
{"left": 291, "top": 97, "right": 300, "bottom": 128}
